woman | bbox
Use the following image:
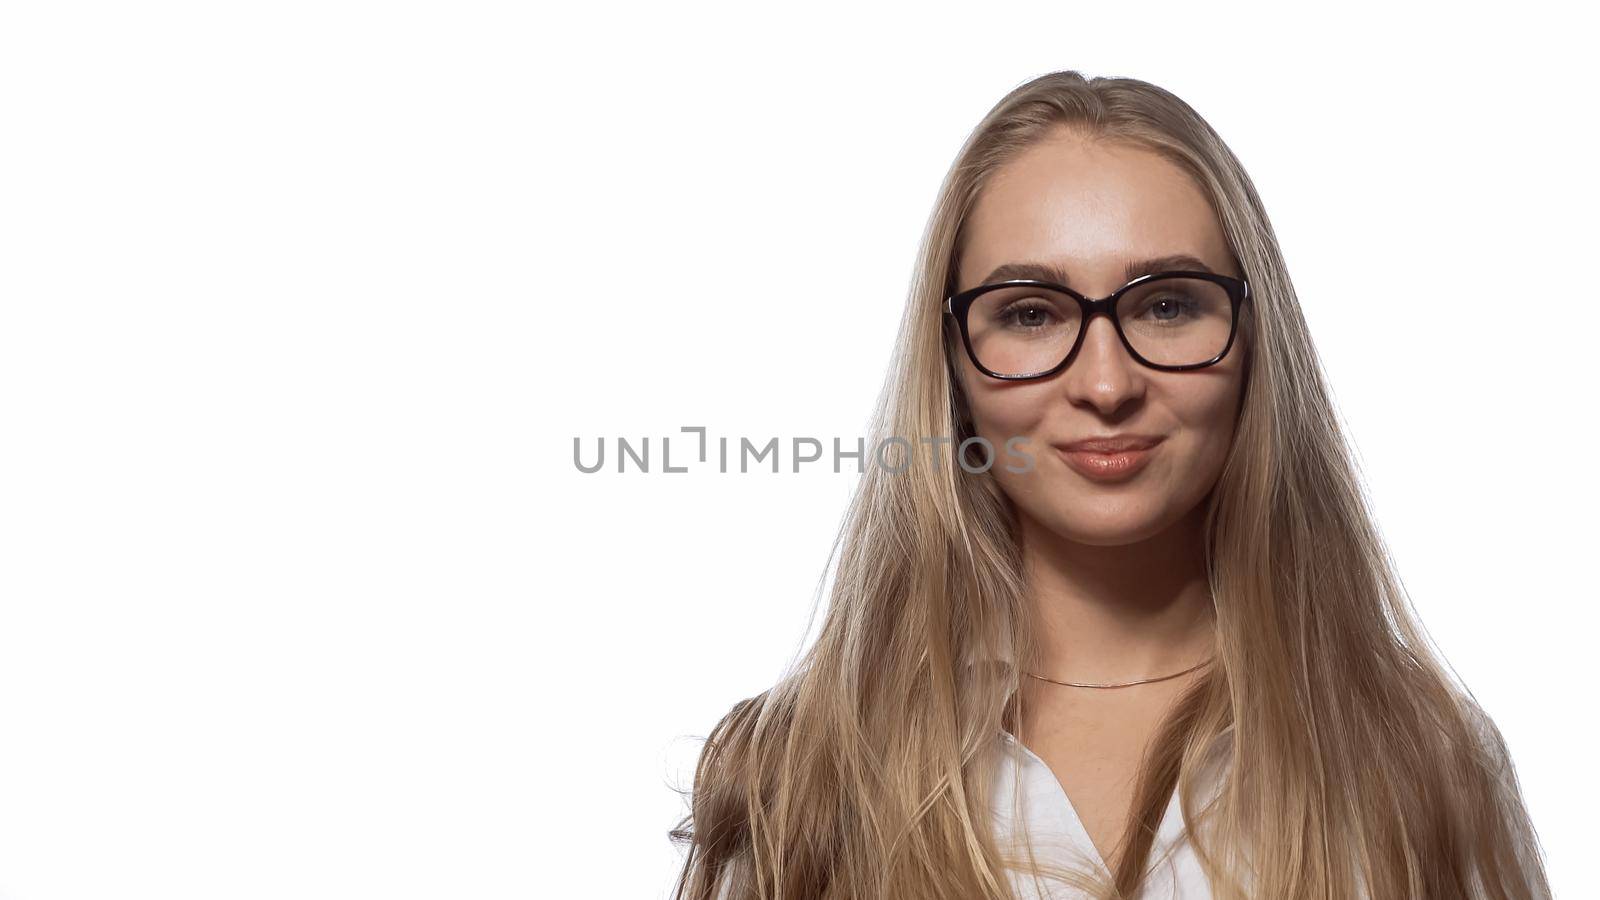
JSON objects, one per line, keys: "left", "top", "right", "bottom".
{"left": 668, "top": 70, "right": 1550, "bottom": 899}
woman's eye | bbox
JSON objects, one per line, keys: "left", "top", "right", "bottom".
{"left": 1002, "top": 304, "right": 1054, "bottom": 327}
{"left": 1143, "top": 296, "right": 1197, "bottom": 322}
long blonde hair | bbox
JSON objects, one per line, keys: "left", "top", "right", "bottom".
{"left": 668, "top": 70, "right": 1550, "bottom": 900}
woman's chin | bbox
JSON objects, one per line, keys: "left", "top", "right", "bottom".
{"left": 1029, "top": 504, "right": 1175, "bottom": 547}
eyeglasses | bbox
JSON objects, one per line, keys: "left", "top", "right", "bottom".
{"left": 944, "top": 270, "right": 1250, "bottom": 380}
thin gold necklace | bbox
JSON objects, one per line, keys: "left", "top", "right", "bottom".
{"left": 1025, "top": 655, "right": 1215, "bottom": 689}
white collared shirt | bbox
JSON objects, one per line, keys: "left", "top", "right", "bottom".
{"left": 710, "top": 728, "right": 1234, "bottom": 900}
{"left": 988, "top": 728, "right": 1232, "bottom": 899}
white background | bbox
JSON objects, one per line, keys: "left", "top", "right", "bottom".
{"left": 1, "top": 2, "right": 1593, "bottom": 898}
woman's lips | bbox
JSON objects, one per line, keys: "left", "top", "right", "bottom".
{"left": 1056, "top": 443, "right": 1159, "bottom": 482}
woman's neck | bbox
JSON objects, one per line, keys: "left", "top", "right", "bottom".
{"left": 1018, "top": 505, "right": 1218, "bottom": 684}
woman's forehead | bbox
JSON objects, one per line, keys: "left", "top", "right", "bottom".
{"left": 958, "top": 141, "right": 1232, "bottom": 290}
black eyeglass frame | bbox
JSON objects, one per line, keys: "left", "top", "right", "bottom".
{"left": 943, "top": 270, "right": 1251, "bottom": 380}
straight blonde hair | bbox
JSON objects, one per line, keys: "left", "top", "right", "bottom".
{"left": 669, "top": 69, "right": 1551, "bottom": 900}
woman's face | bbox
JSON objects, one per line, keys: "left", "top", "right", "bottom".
{"left": 952, "top": 131, "right": 1249, "bottom": 547}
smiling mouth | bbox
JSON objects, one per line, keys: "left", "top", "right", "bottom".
{"left": 1054, "top": 434, "right": 1165, "bottom": 454}
{"left": 1054, "top": 442, "right": 1160, "bottom": 482}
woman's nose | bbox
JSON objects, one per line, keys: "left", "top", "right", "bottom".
{"left": 1059, "top": 314, "right": 1145, "bottom": 414}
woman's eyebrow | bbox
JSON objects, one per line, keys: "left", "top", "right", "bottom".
{"left": 980, "top": 254, "right": 1216, "bottom": 288}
